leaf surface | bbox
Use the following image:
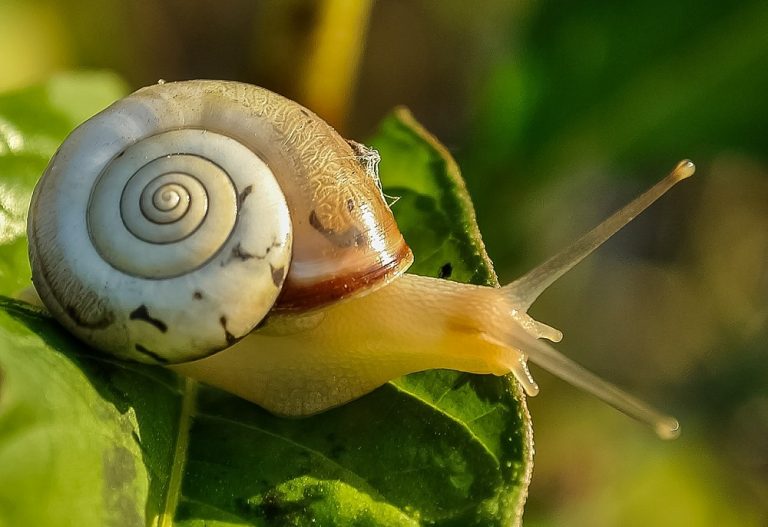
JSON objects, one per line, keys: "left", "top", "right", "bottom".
{"left": 0, "top": 75, "right": 532, "bottom": 526}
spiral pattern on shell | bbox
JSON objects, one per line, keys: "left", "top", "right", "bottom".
{"left": 28, "top": 93, "right": 293, "bottom": 364}
{"left": 88, "top": 130, "right": 252, "bottom": 279}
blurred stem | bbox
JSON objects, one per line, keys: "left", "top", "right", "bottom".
{"left": 299, "top": 0, "right": 374, "bottom": 132}
{"left": 0, "top": 2, "right": 72, "bottom": 93}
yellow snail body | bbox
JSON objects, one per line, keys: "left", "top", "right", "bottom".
{"left": 26, "top": 80, "right": 694, "bottom": 439}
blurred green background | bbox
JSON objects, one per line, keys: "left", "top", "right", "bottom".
{"left": 1, "top": 0, "right": 766, "bottom": 525}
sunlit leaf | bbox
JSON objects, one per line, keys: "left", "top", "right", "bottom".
{"left": 0, "top": 74, "right": 532, "bottom": 526}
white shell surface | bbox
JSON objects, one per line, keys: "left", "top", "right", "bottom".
{"left": 28, "top": 101, "right": 292, "bottom": 363}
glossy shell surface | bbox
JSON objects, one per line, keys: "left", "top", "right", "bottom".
{"left": 28, "top": 80, "right": 413, "bottom": 363}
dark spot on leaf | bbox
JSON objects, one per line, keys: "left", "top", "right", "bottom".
{"left": 303, "top": 483, "right": 325, "bottom": 500}
{"left": 439, "top": 262, "right": 453, "bottom": 279}
{"left": 193, "top": 291, "right": 203, "bottom": 300}
{"left": 102, "top": 446, "right": 142, "bottom": 527}
{"left": 66, "top": 305, "right": 114, "bottom": 329}
{"left": 270, "top": 265, "right": 286, "bottom": 288}
{"left": 134, "top": 344, "right": 169, "bottom": 364}
{"left": 246, "top": 487, "right": 319, "bottom": 523}
{"left": 450, "top": 372, "right": 473, "bottom": 392}
{"left": 255, "top": 492, "right": 285, "bottom": 521}
{"left": 237, "top": 185, "right": 253, "bottom": 208}
{"left": 129, "top": 305, "right": 168, "bottom": 333}
{"left": 330, "top": 444, "right": 346, "bottom": 460}
{"left": 220, "top": 316, "right": 237, "bottom": 346}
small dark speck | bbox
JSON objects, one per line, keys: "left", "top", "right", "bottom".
{"left": 330, "top": 444, "right": 346, "bottom": 460}
{"left": 129, "top": 305, "right": 168, "bottom": 333}
{"left": 220, "top": 316, "right": 237, "bottom": 345}
{"left": 237, "top": 185, "right": 253, "bottom": 208}
{"left": 309, "top": 210, "right": 322, "bottom": 230}
{"left": 300, "top": 109, "right": 310, "bottom": 117}
{"left": 309, "top": 209, "right": 364, "bottom": 248}
{"left": 193, "top": 291, "right": 203, "bottom": 300}
{"left": 450, "top": 373, "right": 472, "bottom": 391}
{"left": 252, "top": 316, "right": 269, "bottom": 332}
{"left": 115, "top": 151, "right": 125, "bottom": 158}
{"left": 346, "top": 199, "right": 355, "bottom": 212}
{"left": 134, "top": 344, "right": 169, "bottom": 364}
{"left": 270, "top": 265, "right": 286, "bottom": 288}
{"left": 230, "top": 243, "right": 255, "bottom": 262}
{"left": 255, "top": 491, "right": 285, "bottom": 522}
{"left": 438, "top": 262, "right": 453, "bottom": 279}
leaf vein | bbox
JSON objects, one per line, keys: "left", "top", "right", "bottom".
{"left": 389, "top": 383, "right": 501, "bottom": 466}
{"left": 195, "top": 412, "right": 384, "bottom": 499}
{"left": 156, "top": 377, "right": 198, "bottom": 527}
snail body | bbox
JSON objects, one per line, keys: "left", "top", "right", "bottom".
{"left": 27, "top": 80, "right": 693, "bottom": 438}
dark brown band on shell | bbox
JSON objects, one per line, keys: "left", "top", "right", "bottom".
{"left": 275, "top": 242, "right": 413, "bottom": 311}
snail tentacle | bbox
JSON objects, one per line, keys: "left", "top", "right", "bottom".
{"left": 506, "top": 160, "right": 695, "bottom": 310}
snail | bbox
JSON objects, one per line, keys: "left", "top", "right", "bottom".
{"left": 26, "top": 80, "right": 694, "bottom": 439}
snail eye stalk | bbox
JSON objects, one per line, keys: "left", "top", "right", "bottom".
{"left": 501, "top": 160, "right": 694, "bottom": 439}
{"left": 495, "top": 325, "right": 682, "bottom": 440}
{"left": 507, "top": 160, "right": 695, "bottom": 310}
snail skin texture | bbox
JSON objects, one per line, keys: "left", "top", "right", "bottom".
{"left": 26, "top": 80, "right": 694, "bottom": 439}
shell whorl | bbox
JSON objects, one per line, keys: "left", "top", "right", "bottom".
{"left": 88, "top": 131, "right": 246, "bottom": 278}
{"left": 28, "top": 91, "right": 293, "bottom": 363}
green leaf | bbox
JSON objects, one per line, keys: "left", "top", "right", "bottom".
{"left": 0, "top": 71, "right": 128, "bottom": 296}
{"left": 0, "top": 75, "right": 532, "bottom": 526}
{"left": 0, "top": 298, "right": 181, "bottom": 526}
{"left": 369, "top": 107, "right": 499, "bottom": 287}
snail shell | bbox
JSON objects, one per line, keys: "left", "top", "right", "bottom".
{"left": 28, "top": 80, "right": 412, "bottom": 363}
